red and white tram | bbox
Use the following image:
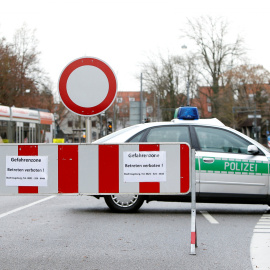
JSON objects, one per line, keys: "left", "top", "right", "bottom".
{"left": 0, "top": 105, "right": 54, "bottom": 143}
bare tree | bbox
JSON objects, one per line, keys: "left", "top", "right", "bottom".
{"left": 173, "top": 52, "right": 200, "bottom": 103}
{"left": 141, "top": 54, "right": 190, "bottom": 121}
{"left": 0, "top": 37, "right": 18, "bottom": 106}
{"left": 221, "top": 64, "right": 270, "bottom": 128}
{"left": 183, "top": 16, "right": 245, "bottom": 116}
{"left": 13, "top": 24, "right": 41, "bottom": 100}
{"left": 0, "top": 24, "right": 53, "bottom": 110}
{"left": 228, "top": 64, "right": 270, "bottom": 103}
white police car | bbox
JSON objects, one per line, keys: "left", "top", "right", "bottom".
{"left": 94, "top": 107, "right": 270, "bottom": 212}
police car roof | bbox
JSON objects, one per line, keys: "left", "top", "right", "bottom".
{"left": 94, "top": 118, "right": 225, "bottom": 144}
{"left": 171, "top": 118, "right": 225, "bottom": 127}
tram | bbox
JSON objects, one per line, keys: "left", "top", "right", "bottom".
{"left": 0, "top": 105, "right": 54, "bottom": 143}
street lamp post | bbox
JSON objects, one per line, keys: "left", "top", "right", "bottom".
{"left": 182, "top": 45, "right": 190, "bottom": 106}
{"left": 186, "top": 80, "right": 190, "bottom": 106}
{"left": 140, "top": 73, "right": 143, "bottom": 123}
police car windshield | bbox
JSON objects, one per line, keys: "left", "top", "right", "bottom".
{"left": 94, "top": 125, "right": 141, "bottom": 143}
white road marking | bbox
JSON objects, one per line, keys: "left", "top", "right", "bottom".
{"left": 0, "top": 195, "right": 56, "bottom": 219}
{"left": 255, "top": 225, "right": 270, "bottom": 228}
{"left": 200, "top": 211, "right": 219, "bottom": 224}
{"left": 250, "top": 212, "right": 270, "bottom": 270}
{"left": 253, "top": 229, "right": 270, "bottom": 233}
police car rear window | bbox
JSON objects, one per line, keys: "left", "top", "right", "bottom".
{"left": 145, "top": 126, "right": 191, "bottom": 144}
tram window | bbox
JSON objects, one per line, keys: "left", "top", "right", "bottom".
{"left": 23, "top": 123, "right": 36, "bottom": 143}
{"left": 24, "top": 122, "right": 29, "bottom": 143}
{"left": 40, "top": 124, "right": 52, "bottom": 143}
{"left": 0, "top": 121, "right": 8, "bottom": 143}
{"left": 10, "top": 121, "right": 16, "bottom": 143}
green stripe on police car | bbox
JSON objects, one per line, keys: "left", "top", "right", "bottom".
{"left": 197, "top": 157, "right": 268, "bottom": 175}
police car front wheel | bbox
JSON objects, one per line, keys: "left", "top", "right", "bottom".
{"left": 104, "top": 195, "right": 144, "bottom": 212}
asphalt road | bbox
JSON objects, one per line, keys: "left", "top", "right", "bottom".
{"left": 0, "top": 195, "right": 268, "bottom": 270}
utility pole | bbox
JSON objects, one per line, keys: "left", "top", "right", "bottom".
{"left": 140, "top": 73, "right": 143, "bottom": 123}
{"left": 254, "top": 104, "right": 257, "bottom": 141}
{"left": 186, "top": 80, "right": 190, "bottom": 106}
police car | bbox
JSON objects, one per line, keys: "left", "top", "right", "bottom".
{"left": 94, "top": 107, "right": 270, "bottom": 212}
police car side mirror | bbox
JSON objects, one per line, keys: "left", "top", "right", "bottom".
{"left": 247, "top": 145, "right": 259, "bottom": 155}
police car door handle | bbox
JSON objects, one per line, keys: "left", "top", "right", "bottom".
{"left": 203, "top": 158, "right": 214, "bottom": 163}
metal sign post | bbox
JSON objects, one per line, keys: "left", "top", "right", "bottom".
{"left": 86, "top": 117, "right": 92, "bottom": 143}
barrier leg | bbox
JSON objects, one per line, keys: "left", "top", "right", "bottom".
{"left": 190, "top": 209, "right": 197, "bottom": 254}
{"left": 190, "top": 149, "right": 197, "bottom": 255}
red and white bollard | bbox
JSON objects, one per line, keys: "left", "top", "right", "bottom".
{"left": 190, "top": 149, "right": 197, "bottom": 255}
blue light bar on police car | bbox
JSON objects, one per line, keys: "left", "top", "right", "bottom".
{"left": 176, "top": 107, "right": 199, "bottom": 120}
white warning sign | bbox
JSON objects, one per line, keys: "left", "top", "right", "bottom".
{"left": 6, "top": 156, "right": 48, "bottom": 186}
{"left": 123, "top": 151, "right": 166, "bottom": 182}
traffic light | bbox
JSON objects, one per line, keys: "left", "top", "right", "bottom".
{"left": 107, "top": 121, "right": 112, "bottom": 133}
{"left": 144, "top": 117, "right": 150, "bottom": 123}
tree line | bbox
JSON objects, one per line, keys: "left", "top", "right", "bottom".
{"left": 141, "top": 16, "right": 270, "bottom": 130}
{"left": 0, "top": 24, "right": 53, "bottom": 111}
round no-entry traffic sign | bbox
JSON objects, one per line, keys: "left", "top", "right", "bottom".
{"left": 58, "top": 57, "right": 117, "bottom": 116}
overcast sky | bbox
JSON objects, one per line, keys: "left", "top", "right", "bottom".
{"left": 1, "top": 0, "right": 270, "bottom": 99}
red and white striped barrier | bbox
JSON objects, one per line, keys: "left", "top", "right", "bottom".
{"left": 1, "top": 142, "right": 198, "bottom": 255}
{"left": 0, "top": 143, "right": 191, "bottom": 195}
